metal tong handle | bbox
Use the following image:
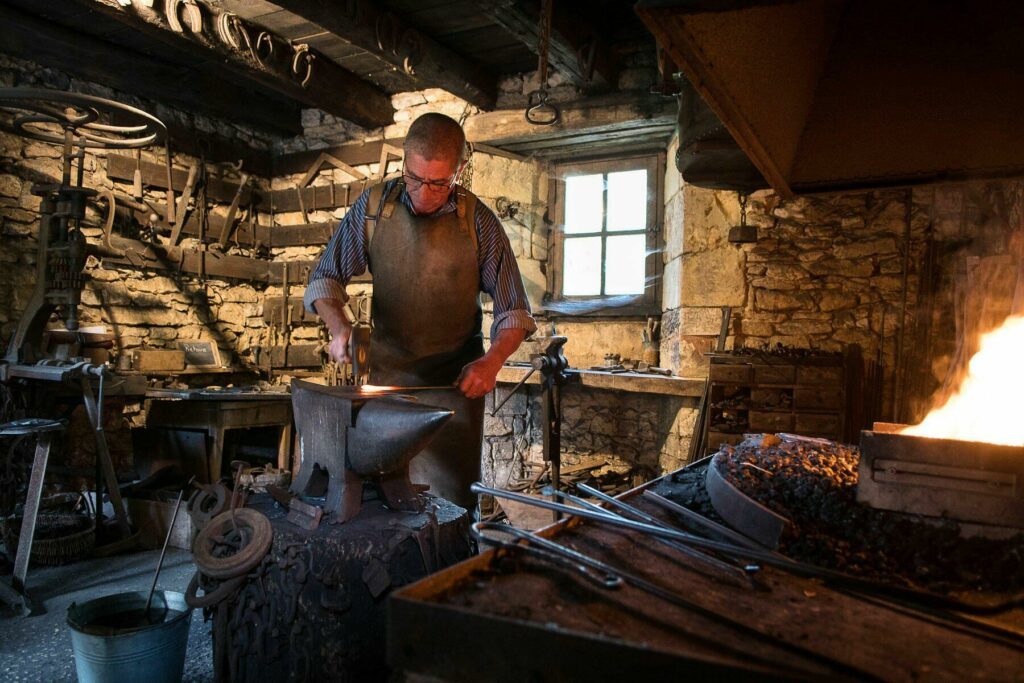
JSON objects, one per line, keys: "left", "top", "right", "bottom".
{"left": 472, "top": 521, "right": 622, "bottom": 590}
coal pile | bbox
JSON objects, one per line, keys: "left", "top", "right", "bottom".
{"left": 673, "top": 436, "right": 1024, "bottom": 594}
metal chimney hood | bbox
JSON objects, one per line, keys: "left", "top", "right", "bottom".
{"left": 637, "top": 0, "right": 1024, "bottom": 197}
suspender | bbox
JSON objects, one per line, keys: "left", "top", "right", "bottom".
{"left": 363, "top": 181, "right": 480, "bottom": 256}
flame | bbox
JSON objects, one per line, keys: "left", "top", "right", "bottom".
{"left": 901, "top": 315, "right": 1024, "bottom": 446}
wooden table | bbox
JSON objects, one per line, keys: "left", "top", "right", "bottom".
{"left": 143, "top": 393, "right": 293, "bottom": 483}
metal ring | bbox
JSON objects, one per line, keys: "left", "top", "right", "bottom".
{"left": 188, "top": 483, "right": 229, "bottom": 530}
{"left": 525, "top": 89, "right": 560, "bottom": 126}
{"left": 193, "top": 508, "right": 273, "bottom": 579}
{"left": 0, "top": 88, "right": 165, "bottom": 149}
{"left": 185, "top": 571, "right": 246, "bottom": 608}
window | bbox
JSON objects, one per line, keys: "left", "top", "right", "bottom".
{"left": 547, "top": 155, "right": 662, "bottom": 316}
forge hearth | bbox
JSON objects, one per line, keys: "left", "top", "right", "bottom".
{"left": 709, "top": 434, "right": 1024, "bottom": 594}
{"left": 858, "top": 422, "right": 1024, "bottom": 532}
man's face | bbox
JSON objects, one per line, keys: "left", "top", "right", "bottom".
{"left": 403, "top": 150, "right": 462, "bottom": 215}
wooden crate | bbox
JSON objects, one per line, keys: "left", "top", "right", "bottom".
{"left": 752, "top": 364, "right": 796, "bottom": 384}
{"left": 749, "top": 411, "right": 794, "bottom": 432}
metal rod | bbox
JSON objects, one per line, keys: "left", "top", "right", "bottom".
{"left": 641, "top": 489, "right": 768, "bottom": 553}
{"left": 549, "top": 486, "right": 755, "bottom": 586}
{"left": 490, "top": 365, "right": 537, "bottom": 414}
{"left": 469, "top": 483, "right": 1024, "bottom": 615}
{"left": 472, "top": 520, "right": 877, "bottom": 682}
{"left": 144, "top": 481, "right": 189, "bottom": 617}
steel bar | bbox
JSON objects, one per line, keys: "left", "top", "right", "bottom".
{"left": 470, "top": 483, "right": 1024, "bottom": 615}
{"left": 569, "top": 484, "right": 758, "bottom": 584}
{"left": 144, "top": 483, "right": 188, "bottom": 617}
{"left": 471, "top": 520, "right": 875, "bottom": 682}
{"left": 642, "top": 489, "right": 768, "bottom": 552}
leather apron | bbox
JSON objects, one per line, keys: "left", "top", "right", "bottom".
{"left": 366, "top": 182, "right": 484, "bottom": 511}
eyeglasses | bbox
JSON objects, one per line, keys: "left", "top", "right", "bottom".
{"left": 403, "top": 165, "right": 458, "bottom": 193}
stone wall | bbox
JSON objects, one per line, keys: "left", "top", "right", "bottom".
{"left": 0, "top": 53, "right": 282, "bottom": 370}
{"left": 660, "top": 126, "right": 1024, "bottom": 423}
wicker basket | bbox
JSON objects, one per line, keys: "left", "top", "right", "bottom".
{"left": 2, "top": 513, "right": 95, "bottom": 566}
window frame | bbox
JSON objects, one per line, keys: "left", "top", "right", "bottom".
{"left": 546, "top": 153, "right": 664, "bottom": 318}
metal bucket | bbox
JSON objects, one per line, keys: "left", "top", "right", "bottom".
{"left": 66, "top": 590, "right": 192, "bottom": 683}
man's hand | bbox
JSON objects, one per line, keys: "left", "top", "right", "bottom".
{"left": 456, "top": 356, "right": 502, "bottom": 399}
{"left": 314, "top": 298, "right": 354, "bottom": 365}
{"left": 327, "top": 326, "right": 352, "bottom": 364}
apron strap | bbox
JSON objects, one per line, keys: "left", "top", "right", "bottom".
{"left": 364, "top": 181, "right": 402, "bottom": 256}
{"left": 455, "top": 188, "right": 479, "bottom": 256}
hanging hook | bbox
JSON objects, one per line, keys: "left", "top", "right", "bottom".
{"left": 525, "top": 89, "right": 560, "bottom": 126}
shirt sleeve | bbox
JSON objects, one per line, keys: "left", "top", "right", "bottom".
{"left": 474, "top": 200, "right": 538, "bottom": 340}
{"left": 303, "top": 187, "right": 371, "bottom": 314}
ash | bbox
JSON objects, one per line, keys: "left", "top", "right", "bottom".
{"left": 663, "top": 436, "right": 1024, "bottom": 594}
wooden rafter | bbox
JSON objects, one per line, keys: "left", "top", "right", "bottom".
{"left": 263, "top": 0, "right": 497, "bottom": 109}
{"left": 479, "top": 0, "right": 618, "bottom": 90}
{"left": 68, "top": 0, "right": 394, "bottom": 129}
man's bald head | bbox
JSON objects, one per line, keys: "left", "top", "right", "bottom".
{"left": 404, "top": 113, "right": 466, "bottom": 164}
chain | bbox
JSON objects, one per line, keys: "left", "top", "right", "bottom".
{"left": 738, "top": 192, "right": 748, "bottom": 227}
{"left": 536, "top": 0, "right": 553, "bottom": 85}
{"left": 525, "top": 0, "right": 560, "bottom": 125}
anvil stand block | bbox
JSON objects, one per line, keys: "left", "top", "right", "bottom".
{"left": 211, "top": 492, "right": 473, "bottom": 683}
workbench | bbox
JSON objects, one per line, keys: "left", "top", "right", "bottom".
{"left": 388, "top": 461, "right": 1024, "bottom": 682}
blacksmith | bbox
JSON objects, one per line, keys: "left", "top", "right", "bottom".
{"left": 304, "top": 113, "right": 536, "bottom": 511}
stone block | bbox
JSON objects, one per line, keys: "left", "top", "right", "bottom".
{"left": 818, "top": 289, "right": 858, "bottom": 311}
{"left": 681, "top": 247, "right": 746, "bottom": 307}
{"left": 471, "top": 154, "right": 538, "bottom": 205}
{"left": 679, "top": 306, "right": 726, "bottom": 336}
{"left": 754, "top": 289, "right": 813, "bottom": 311}
{"left": 775, "top": 319, "right": 832, "bottom": 336}
{"left": 0, "top": 174, "right": 20, "bottom": 198}
{"left": 833, "top": 237, "right": 898, "bottom": 259}
{"left": 664, "top": 134, "right": 681, "bottom": 200}
{"left": 663, "top": 191, "right": 684, "bottom": 261}
{"left": 662, "top": 256, "right": 681, "bottom": 311}
{"left": 676, "top": 334, "right": 716, "bottom": 377}
{"left": 682, "top": 185, "right": 734, "bottom": 253}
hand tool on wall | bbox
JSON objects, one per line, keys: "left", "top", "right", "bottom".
{"left": 132, "top": 148, "right": 144, "bottom": 200}
{"left": 168, "top": 162, "right": 199, "bottom": 246}
{"left": 218, "top": 171, "right": 250, "bottom": 249}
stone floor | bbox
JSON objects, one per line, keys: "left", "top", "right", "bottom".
{"left": 0, "top": 548, "right": 213, "bottom": 682}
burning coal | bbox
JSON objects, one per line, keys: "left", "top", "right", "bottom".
{"left": 901, "top": 315, "right": 1024, "bottom": 446}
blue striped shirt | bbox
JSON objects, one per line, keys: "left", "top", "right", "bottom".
{"left": 304, "top": 178, "right": 537, "bottom": 339}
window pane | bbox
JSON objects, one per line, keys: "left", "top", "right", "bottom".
{"left": 606, "top": 169, "right": 647, "bottom": 232}
{"left": 605, "top": 234, "right": 646, "bottom": 295}
{"left": 563, "top": 236, "right": 602, "bottom": 295}
{"left": 564, "top": 174, "right": 604, "bottom": 234}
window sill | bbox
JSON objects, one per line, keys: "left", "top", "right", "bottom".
{"left": 497, "top": 364, "right": 705, "bottom": 398}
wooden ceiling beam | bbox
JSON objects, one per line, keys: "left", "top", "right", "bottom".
{"left": 479, "top": 0, "right": 618, "bottom": 90}
{"left": 463, "top": 92, "right": 677, "bottom": 148}
{"left": 0, "top": 2, "right": 301, "bottom": 138}
{"left": 265, "top": 0, "right": 497, "bottom": 109}
{"left": 69, "top": 0, "right": 394, "bottom": 129}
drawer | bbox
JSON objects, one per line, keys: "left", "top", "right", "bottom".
{"left": 753, "top": 364, "right": 796, "bottom": 384}
{"left": 748, "top": 411, "right": 794, "bottom": 432}
{"left": 796, "top": 365, "right": 843, "bottom": 385}
{"left": 794, "top": 387, "right": 842, "bottom": 411}
{"left": 795, "top": 413, "right": 841, "bottom": 435}
{"left": 710, "top": 363, "right": 752, "bottom": 383}
{"left": 751, "top": 388, "right": 793, "bottom": 409}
